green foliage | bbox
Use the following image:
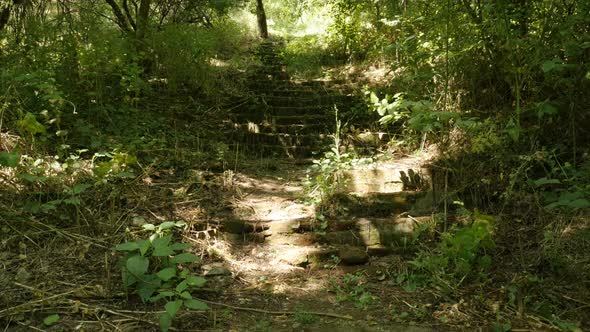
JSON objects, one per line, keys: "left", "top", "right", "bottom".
{"left": 327, "top": 272, "right": 373, "bottom": 309}
{"left": 42, "top": 314, "right": 60, "bottom": 326}
{"left": 0, "top": 151, "right": 20, "bottom": 167}
{"left": 531, "top": 159, "right": 590, "bottom": 211}
{"left": 114, "top": 221, "right": 209, "bottom": 331}
{"left": 305, "top": 109, "right": 372, "bottom": 203}
{"left": 410, "top": 210, "right": 495, "bottom": 284}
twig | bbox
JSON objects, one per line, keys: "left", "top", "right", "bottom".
{"left": 194, "top": 298, "right": 353, "bottom": 320}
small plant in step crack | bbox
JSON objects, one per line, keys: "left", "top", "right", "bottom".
{"left": 113, "top": 221, "right": 209, "bottom": 332}
{"left": 304, "top": 106, "right": 372, "bottom": 204}
{"left": 327, "top": 271, "right": 374, "bottom": 309}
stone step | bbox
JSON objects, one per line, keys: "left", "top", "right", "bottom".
{"left": 230, "top": 143, "right": 325, "bottom": 158}
{"left": 259, "top": 89, "right": 335, "bottom": 97}
{"left": 323, "top": 191, "right": 424, "bottom": 217}
{"left": 232, "top": 132, "right": 330, "bottom": 147}
{"left": 230, "top": 122, "right": 332, "bottom": 135}
{"left": 231, "top": 113, "right": 329, "bottom": 125}
{"left": 343, "top": 166, "right": 430, "bottom": 193}
{"left": 320, "top": 216, "right": 432, "bottom": 247}
{"left": 232, "top": 105, "right": 334, "bottom": 117}
{"left": 257, "top": 95, "right": 353, "bottom": 107}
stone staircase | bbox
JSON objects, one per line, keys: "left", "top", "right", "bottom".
{"left": 226, "top": 38, "right": 366, "bottom": 158}
{"left": 212, "top": 39, "right": 436, "bottom": 269}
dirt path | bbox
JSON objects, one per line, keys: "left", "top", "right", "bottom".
{"left": 191, "top": 157, "right": 440, "bottom": 332}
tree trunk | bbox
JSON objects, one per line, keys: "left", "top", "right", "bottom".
{"left": 105, "top": 0, "right": 133, "bottom": 33}
{"left": 0, "top": 5, "right": 10, "bottom": 32}
{"left": 256, "top": 0, "right": 268, "bottom": 39}
{"left": 136, "top": 0, "right": 150, "bottom": 41}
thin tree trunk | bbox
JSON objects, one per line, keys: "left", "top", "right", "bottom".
{"left": 256, "top": 0, "right": 268, "bottom": 39}
{"left": 0, "top": 5, "right": 10, "bottom": 32}
{"left": 136, "top": 0, "right": 150, "bottom": 41}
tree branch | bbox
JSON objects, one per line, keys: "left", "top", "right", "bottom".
{"left": 104, "top": 0, "right": 133, "bottom": 33}
{"left": 122, "top": 0, "right": 137, "bottom": 31}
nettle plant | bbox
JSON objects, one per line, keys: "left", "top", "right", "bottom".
{"left": 113, "top": 221, "right": 209, "bottom": 332}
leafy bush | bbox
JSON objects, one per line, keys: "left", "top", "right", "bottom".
{"left": 410, "top": 210, "right": 496, "bottom": 284}
{"left": 113, "top": 221, "right": 209, "bottom": 332}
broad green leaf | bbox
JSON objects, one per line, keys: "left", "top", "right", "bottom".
{"left": 149, "top": 290, "right": 176, "bottom": 302}
{"left": 0, "top": 151, "right": 20, "bottom": 167}
{"left": 156, "top": 267, "right": 177, "bottom": 281}
{"left": 185, "top": 275, "right": 207, "bottom": 287}
{"left": 165, "top": 300, "right": 183, "bottom": 318}
{"left": 123, "top": 272, "right": 137, "bottom": 287}
{"left": 170, "top": 243, "right": 191, "bottom": 251}
{"left": 142, "top": 223, "right": 156, "bottom": 231}
{"left": 533, "top": 178, "right": 561, "bottom": 186}
{"left": 138, "top": 240, "right": 151, "bottom": 256}
{"left": 114, "top": 241, "right": 139, "bottom": 252}
{"left": 19, "top": 113, "right": 46, "bottom": 135}
{"left": 153, "top": 235, "right": 174, "bottom": 256}
{"left": 176, "top": 280, "right": 188, "bottom": 293}
{"left": 160, "top": 313, "right": 172, "bottom": 332}
{"left": 19, "top": 173, "right": 44, "bottom": 182}
{"left": 72, "top": 183, "right": 91, "bottom": 194}
{"left": 184, "top": 299, "right": 210, "bottom": 310}
{"left": 171, "top": 253, "right": 201, "bottom": 264}
{"left": 567, "top": 199, "right": 590, "bottom": 209}
{"left": 158, "top": 221, "right": 176, "bottom": 231}
{"left": 542, "top": 60, "right": 557, "bottom": 73}
{"left": 63, "top": 197, "right": 81, "bottom": 205}
{"left": 180, "top": 291, "right": 192, "bottom": 300}
{"left": 43, "top": 314, "right": 60, "bottom": 326}
{"left": 153, "top": 246, "right": 174, "bottom": 257}
{"left": 126, "top": 255, "right": 149, "bottom": 276}
{"left": 137, "top": 285, "right": 157, "bottom": 303}
{"left": 153, "top": 235, "right": 172, "bottom": 248}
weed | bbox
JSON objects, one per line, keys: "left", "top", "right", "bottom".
{"left": 113, "top": 221, "right": 209, "bottom": 331}
{"left": 328, "top": 272, "right": 374, "bottom": 309}
{"left": 294, "top": 308, "right": 318, "bottom": 325}
{"left": 407, "top": 210, "right": 495, "bottom": 287}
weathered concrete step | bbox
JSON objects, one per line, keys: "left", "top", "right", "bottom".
{"left": 265, "top": 233, "right": 319, "bottom": 246}
{"left": 320, "top": 216, "right": 431, "bottom": 247}
{"left": 233, "top": 132, "right": 330, "bottom": 147}
{"left": 323, "top": 192, "right": 424, "bottom": 217}
{"left": 231, "top": 114, "right": 329, "bottom": 125}
{"left": 269, "top": 217, "right": 319, "bottom": 233}
{"left": 230, "top": 143, "right": 326, "bottom": 158}
{"left": 260, "top": 89, "right": 337, "bottom": 97}
{"left": 230, "top": 121, "right": 331, "bottom": 135}
{"left": 258, "top": 95, "right": 354, "bottom": 107}
{"left": 275, "top": 245, "right": 338, "bottom": 267}
{"left": 247, "top": 82, "right": 318, "bottom": 91}
{"left": 343, "top": 166, "right": 430, "bottom": 193}
{"left": 232, "top": 104, "right": 334, "bottom": 116}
